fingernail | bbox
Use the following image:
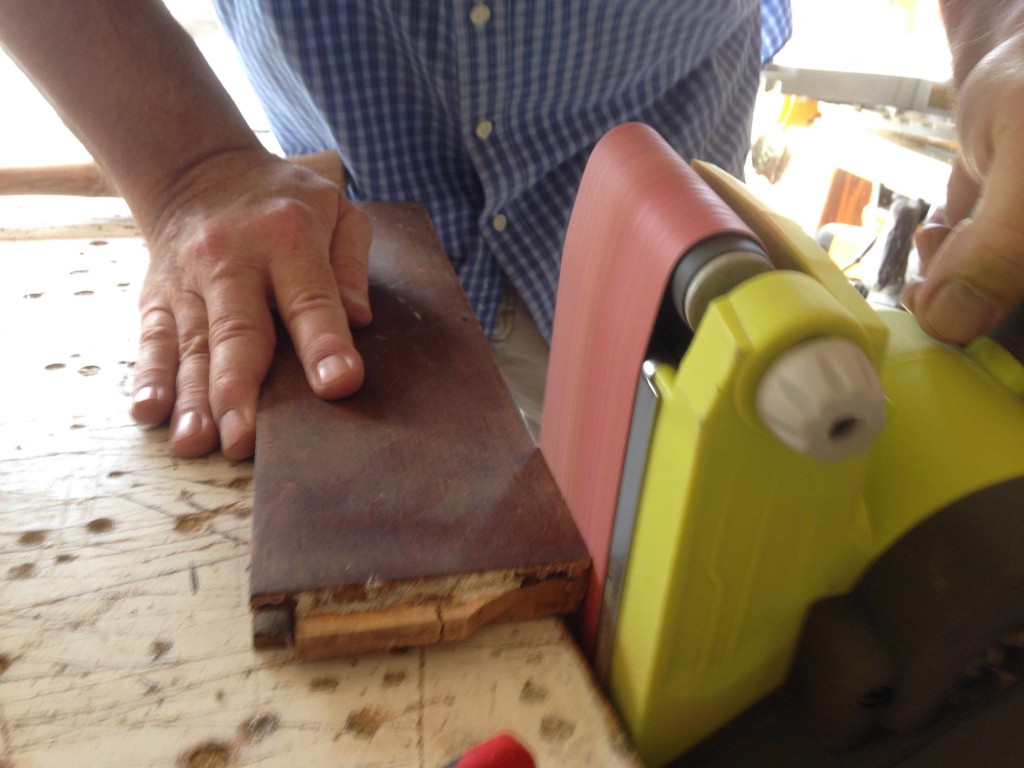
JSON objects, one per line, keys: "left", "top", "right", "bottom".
{"left": 924, "top": 205, "right": 947, "bottom": 227}
{"left": 340, "top": 286, "right": 370, "bottom": 312}
{"left": 913, "top": 224, "right": 949, "bottom": 261}
{"left": 899, "top": 277, "right": 923, "bottom": 313}
{"left": 220, "top": 409, "right": 251, "bottom": 452}
{"left": 133, "top": 385, "right": 160, "bottom": 406}
{"left": 925, "top": 279, "right": 997, "bottom": 342}
{"left": 172, "top": 411, "right": 203, "bottom": 443}
{"left": 316, "top": 353, "right": 353, "bottom": 387}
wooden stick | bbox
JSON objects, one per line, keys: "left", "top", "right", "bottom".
{"left": 0, "top": 150, "right": 346, "bottom": 196}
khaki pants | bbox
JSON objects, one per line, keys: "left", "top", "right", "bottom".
{"left": 490, "top": 287, "right": 550, "bottom": 441}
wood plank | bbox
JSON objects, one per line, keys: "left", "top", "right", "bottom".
{"left": 0, "top": 229, "right": 640, "bottom": 768}
{"left": 0, "top": 151, "right": 345, "bottom": 197}
{"left": 251, "top": 202, "right": 590, "bottom": 656}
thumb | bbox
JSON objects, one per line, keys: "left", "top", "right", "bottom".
{"left": 901, "top": 45, "right": 1024, "bottom": 344}
{"left": 902, "top": 213, "right": 1024, "bottom": 344}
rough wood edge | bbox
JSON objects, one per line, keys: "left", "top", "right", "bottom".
{"left": 276, "top": 573, "right": 589, "bottom": 663}
{"left": 252, "top": 605, "right": 295, "bottom": 649}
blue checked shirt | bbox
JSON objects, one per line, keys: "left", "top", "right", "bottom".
{"left": 213, "top": 1, "right": 791, "bottom": 339}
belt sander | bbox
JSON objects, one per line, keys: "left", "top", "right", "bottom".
{"left": 541, "top": 123, "right": 1024, "bottom": 766}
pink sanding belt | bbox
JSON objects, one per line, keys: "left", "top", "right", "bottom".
{"left": 540, "top": 123, "right": 762, "bottom": 652}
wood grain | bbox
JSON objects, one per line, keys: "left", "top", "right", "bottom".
{"left": 0, "top": 225, "right": 638, "bottom": 768}
{"left": 251, "top": 202, "right": 590, "bottom": 656}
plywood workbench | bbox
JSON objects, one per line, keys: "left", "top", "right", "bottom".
{"left": 0, "top": 204, "right": 641, "bottom": 768}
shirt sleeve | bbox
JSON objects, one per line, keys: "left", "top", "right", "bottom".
{"left": 760, "top": 0, "right": 793, "bottom": 65}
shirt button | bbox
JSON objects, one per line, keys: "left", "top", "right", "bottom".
{"left": 491, "top": 213, "right": 508, "bottom": 232}
{"left": 475, "top": 119, "right": 494, "bottom": 140}
{"left": 469, "top": 3, "right": 491, "bottom": 27}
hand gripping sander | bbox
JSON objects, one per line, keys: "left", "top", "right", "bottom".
{"left": 541, "top": 123, "right": 1024, "bottom": 766}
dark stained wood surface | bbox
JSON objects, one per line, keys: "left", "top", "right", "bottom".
{"left": 250, "top": 202, "right": 589, "bottom": 656}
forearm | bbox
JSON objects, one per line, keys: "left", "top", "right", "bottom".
{"left": 940, "top": 0, "right": 1024, "bottom": 85}
{"left": 0, "top": 0, "right": 265, "bottom": 232}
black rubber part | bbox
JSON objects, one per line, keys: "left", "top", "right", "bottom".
{"left": 989, "top": 303, "right": 1024, "bottom": 366}
{"left": 669, "top": 475, "right": 1024, "bottom": 767}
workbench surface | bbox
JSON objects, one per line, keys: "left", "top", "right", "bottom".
{"left": 0, "top": 228, "right": 640, "bottom": 768}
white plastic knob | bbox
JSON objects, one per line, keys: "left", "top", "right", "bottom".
{"left": 755, "top": 336, "right": 885, "bottom": 463}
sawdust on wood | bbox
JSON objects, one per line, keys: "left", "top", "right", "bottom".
{"left": 17, "top": 530, "right": 48, "bottom": 545}
{"left": 239, "top": 713, "right": 279, "bottom": 744}
{"left": 85, "top": 517, "right": 114, "bottom": 533}
{"left": 345, "top": 707, "right": 390, "bottom": 740}
{"left": 540, "top": 714, "right": 576, "bottom": 743}
{"left": 177, "top": 742, "right": 235, "bottom": 768}
{"left": 309, "top": 677, "right": 339, "bottom": 693}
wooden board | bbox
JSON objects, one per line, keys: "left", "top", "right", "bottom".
{"left": 0, "top": 226, "right": 640, "bottom": 768}
{"left": 251, "top": 202, "right": 590, "bottom": 660}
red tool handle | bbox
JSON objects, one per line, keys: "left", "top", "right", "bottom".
{"left": 441, "top": 733, "right": 535, "bottom": 768}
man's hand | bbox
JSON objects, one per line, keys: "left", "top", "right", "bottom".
{"left": 901, "top": 22, "right": 1024, "bottom": 344}
{"left": 129, "top": 149, "right": 372, "bottom": 459}
{"left": 0, "top": 0, "right": 375, "bottom": 459}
